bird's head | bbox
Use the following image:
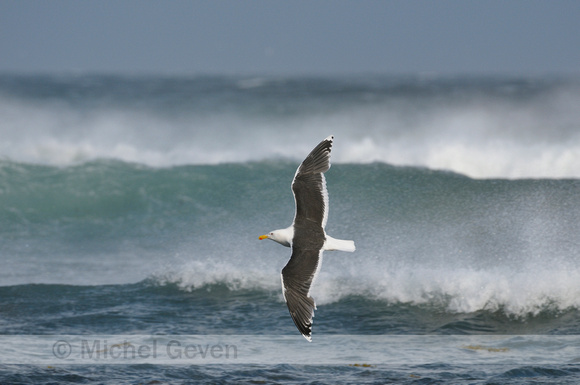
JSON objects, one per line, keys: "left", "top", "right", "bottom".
{"left": 259, "top": 229, "right": 292, "bottom": 247}
{"left": 259, "top": 231, "right": 277, "bottom": 241}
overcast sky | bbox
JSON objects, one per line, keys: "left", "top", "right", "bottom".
{"left": 1, "top": 0, "right": 579, "bottom": 76}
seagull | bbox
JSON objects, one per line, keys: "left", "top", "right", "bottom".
{"left": 259, "top": 135, "right": 355, "bottom": 341}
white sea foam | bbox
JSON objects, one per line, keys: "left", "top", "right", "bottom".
{"left": 149, "top": 253, "right": 580, "bottom": 317}
{"left": 158, "top": 239, "right": 579, "bottom": 312}
{"left": 312, "top": 265, "right": 580, "bottom": 316}
{"left": 1, "top": 79, "right": 579, "bottom": 178}
{"left": 151, "top": 230, "right": 580, "bottom": 317}
{"left": 154, "top": 259, "right": 280, "bottom": 293}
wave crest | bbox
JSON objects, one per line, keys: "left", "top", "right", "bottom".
{"left": 148, "top": 258, "right": 580, "bottom": 317}
{"left": 2, "top": 75, "right": 580, "bottom": 178}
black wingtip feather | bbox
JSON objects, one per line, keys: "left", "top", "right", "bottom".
{"left": 296, "top": 136, "right": 333, "bottom": 176}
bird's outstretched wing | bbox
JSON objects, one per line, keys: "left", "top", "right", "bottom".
{"left": 281, "top": 248, "right": 323, "bottom": 342}
{"left": 281, "top": 135, "right": 334, "bottom": 341}
{"left": 291, "top": 135, "right": 333, "bottom": 229}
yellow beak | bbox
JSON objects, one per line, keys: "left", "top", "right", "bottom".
{"left": 259, "top": 234, "right": 269, "bottom": 240}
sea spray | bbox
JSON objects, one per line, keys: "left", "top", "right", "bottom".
{"left": 1, "top": 75, "right": 579, "bottom": 178}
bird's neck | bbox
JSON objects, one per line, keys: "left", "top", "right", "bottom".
{"left": 274, "top": 226, "right": 294, "bottom": 247}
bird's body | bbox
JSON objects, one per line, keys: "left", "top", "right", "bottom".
{"left": 259, "top": 135, "right": 355, "bottom": 341}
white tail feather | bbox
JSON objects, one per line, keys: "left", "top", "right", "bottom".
{"left": 324, "top": 236, "right": 356, "bottom": 252}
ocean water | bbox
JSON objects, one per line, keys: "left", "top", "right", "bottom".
{"left": 1, "top": 74, "right": 580, "bottom": 384}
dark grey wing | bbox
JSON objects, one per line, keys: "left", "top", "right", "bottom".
{"left": 281, "top": 246, "right": 324, "bottom": 341}
{"left": 292, "top": 135, "right": 333, "bottom": 228}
